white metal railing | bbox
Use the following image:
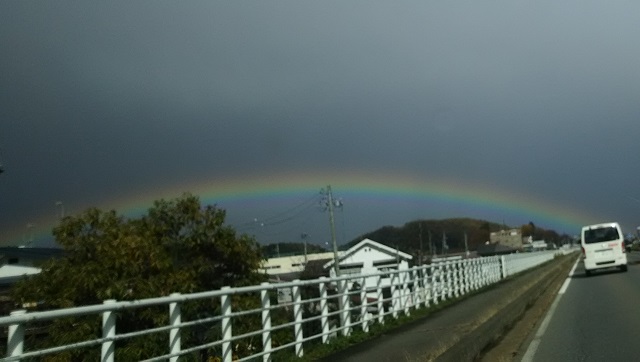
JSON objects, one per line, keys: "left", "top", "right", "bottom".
{"left": 0, "top": 249, "right": 576, "bottom": 361}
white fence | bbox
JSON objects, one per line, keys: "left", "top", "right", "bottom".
{"left": 0, "top": 249, "right": 576, "bottom": 361}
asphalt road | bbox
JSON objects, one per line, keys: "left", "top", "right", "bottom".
{"left": 520, "top": 250, "right": 640, "bottom": 361}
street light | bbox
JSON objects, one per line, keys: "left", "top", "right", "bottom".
{"left": 301, "top": 233, "right": 309, "bottom": 265}
{"left": 55, "top": 201, "right": 64, "bottom": 219}
{"left": 26, "top": 223, "right": 34, "bottom": 246}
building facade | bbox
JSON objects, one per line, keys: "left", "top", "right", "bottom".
{"left": 489, "top": 229, "right": 523, "bottom": 250}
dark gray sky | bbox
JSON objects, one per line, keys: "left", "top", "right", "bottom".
{"left": 2, "top": 1, "right": 640, "bottom": 247}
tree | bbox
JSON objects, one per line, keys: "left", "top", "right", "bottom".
{"left": 11, "top": 193, "right": 265, "bottom": 361}
{"left": 521, "top": 222, "right": 535, "bottom": 238}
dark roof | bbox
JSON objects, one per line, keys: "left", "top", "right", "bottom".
{"left": 0, "top": 275, "right": 32, "bottom": 287}
{"left": 305, "top": 258, "right": 332, "bottom": 270}
{"left": 476, "top": 243, "right": 517, "bottom": 257}
{"left": 0, "top": 247, "right": 65, "bottom": 261}
{"left": 268, "top": 272, "right": 301, "bottom": 282}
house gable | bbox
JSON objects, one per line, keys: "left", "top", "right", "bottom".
{"left": 324, "top": 238, "right": 412, "bottom": 270}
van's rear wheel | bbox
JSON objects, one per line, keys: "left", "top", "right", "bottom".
{"left": 585, "top": 269, "right": 591, "bottom": 277}
{"left": 620, "top": 265, "right": 628, "bottom": 272}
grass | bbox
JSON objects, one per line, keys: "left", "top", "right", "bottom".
{"left": 273, "top": 283, "right": 501, "bottom": 362}
{"left": 272, "top": 254, "right": 576, "bottom": 362}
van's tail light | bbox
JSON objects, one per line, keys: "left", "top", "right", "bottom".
{"left": 581, "top": 246, "right": 585, "bottom": 258}
{"left": 622, "top": 242, "right": 626, "bottom": 253}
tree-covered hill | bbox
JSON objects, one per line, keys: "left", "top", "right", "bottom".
{"left": 262, "top": 218, "right": 571, "bottom": 258}
{"left": 346, "top": 218, "right": 569, "bottom": 255}
{"left": 346, "top": 218, "right": 502, "bottom": 255}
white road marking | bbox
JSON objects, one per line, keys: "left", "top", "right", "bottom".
{"left": 521, "top": 256, "right": 580, "bottom": 362}
{"left": 558, "top": 257, "right": 580, "bottom": 295}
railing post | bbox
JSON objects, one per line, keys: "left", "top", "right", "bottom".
{"left": 461, "top": 259, "right": 468, "bottom": 294}
{"left": 292, "top": 280, "right": 304, "bottom": 357}
{"left": 338, "top": 279, "right": 350, "bottom": 336}
{"left": 101, "top": 300, "right": 116, "bottom": 362}
{"left": 319, "top": 278, "right": 329, "bottom": 344}
{"left": 260, "top": 283, "right": 272, "bottom": 362}
{"left": 402, "top": 270, "right": 410, "bottom": 316}
{"left": 469, "top": 259, "right": 475, "bottom": 291}
{"left": 360, "top": 276, "right": 368, "bottom": 333}
{"left": 479, "top": 259, "right": 486, "bottom": 286}
{"left": 471, "top": 259, "right": 477, "bottom": 289}
{"left": 220, "top": 286, "right": 233, "bottom": 362}
{"left": 169, "top": 293, "right": 181, "bottom": 362}
{"left": 483, "top": 258, "right": 488, "bottom": 286}
{"left": 453, "top": 261, "right": 460, "bottom": 298}
{"left": 439, "top": 263, "right": 447, "bottom": 302}
{"left": 501, "top": 255, "right": 507, "bottom": 279}
{"left": 7, "top": 310, "right": 26, "bottom": 360}
{"left": 412, "top": 268, "right": 421, "bottom": 311}
{"left": 376, "top": 275, "right": 384, "bottom": 324}
{"left": 423, "top": 265, "right": 431, "bottom": 308}
{"left": 446, "top": 261, "right": 453, "bottom": 299}
{"left": 390, "top": 272, "right": 399, "bottom": 318}
{"left": 431, "top": 264, "right": 439, "bottom": 305}
{"left": 471, "top": 259, "right": 478, "bottom": 290}
{"left": 469, "top": 259, "right": 475, "bottom": 290}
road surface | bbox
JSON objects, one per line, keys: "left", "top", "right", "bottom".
{"left": 520, "top": 250, "right": 640, "bottom": 361}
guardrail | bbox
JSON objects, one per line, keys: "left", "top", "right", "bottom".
{"left": 0, "top": 248, "right": 577, "bottom": 361}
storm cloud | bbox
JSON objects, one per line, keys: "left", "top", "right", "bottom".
{"left": 2, "top": 1, "right": 640, "bottom": 246}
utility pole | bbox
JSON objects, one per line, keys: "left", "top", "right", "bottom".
{"left": 429, "top": 230, "right": 434, "bottom": 257}
{"left": 301, "top": 233, "right": 309, "bottom": 265}
{"left": 26, "top": 223, "right": 34, "bottom": 247}
{"left": 323, "top": 185, "right": 341, "bottom": 276}
{"left": 464, "top": 231, "right": 470, "bottom": 257}
{"left": 0, "top": 147, "right": 4, "bottom": 174}
{"left": 418, "top": 222, "right": 424, "bottom": 265}
{"left": 442, "top": 231, "right": 448, "bottom": 256}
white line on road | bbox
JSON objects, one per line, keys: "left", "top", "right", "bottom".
{"left": 558, "top": 257, "right": 580, "bottom": 295}
{"left": 521, "top": 256, "right": 581, "bottom": 362}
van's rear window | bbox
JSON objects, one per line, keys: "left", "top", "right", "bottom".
{"left": 584, "top": 227, "right": 620, "bottom": 244}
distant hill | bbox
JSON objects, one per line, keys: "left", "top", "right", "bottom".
{"left": 346, "top": 218, "right": 504, "bottom": 255}
{"left": 262, "top": 217, "right": 569, "bottom": 259}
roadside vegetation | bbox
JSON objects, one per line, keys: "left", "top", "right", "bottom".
{"left": 6, "top": 193, "right": 574, "bottom": 360}
{"left": 11, "top": 193, "right": 265, "bottom": 361}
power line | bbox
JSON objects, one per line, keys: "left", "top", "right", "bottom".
{"left": 233, "top": 192, "right": 323, "bottom": 238}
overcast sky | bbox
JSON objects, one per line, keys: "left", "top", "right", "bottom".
{"left": 2, "top": 1, "right": 640, "bottom": 248}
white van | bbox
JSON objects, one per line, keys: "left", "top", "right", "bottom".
{"left": 581, "top": 222, "right": 627, "bottom": 276}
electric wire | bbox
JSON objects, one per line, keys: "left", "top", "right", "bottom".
{"left": 233, "top": 192, "right": 322, "bottom": 235}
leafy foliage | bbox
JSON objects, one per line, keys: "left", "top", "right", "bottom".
{"left": 11, "top": 193, "right": 265, "bottom": 360}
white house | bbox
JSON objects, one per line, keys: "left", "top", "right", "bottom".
{"left": 0, "top": 247, "right": 65, "bottom": 312}
{"left": 323, "top": 238, "right": 412, "bottom": 276}
{"left": 260, "top": 239, "right": 413, "bottom": 282}
{"left": 261, "top": 239, "right": 413, "bottom": 305}
{"left": 0, "top": 247, "right": 65, "bottom": 289}
{"left": 323, "top": 238, "right": 413, "bottom": 296}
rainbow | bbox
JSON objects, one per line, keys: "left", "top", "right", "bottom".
{"left": 4, "top": 170, "right": 597, "bottom": 246}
